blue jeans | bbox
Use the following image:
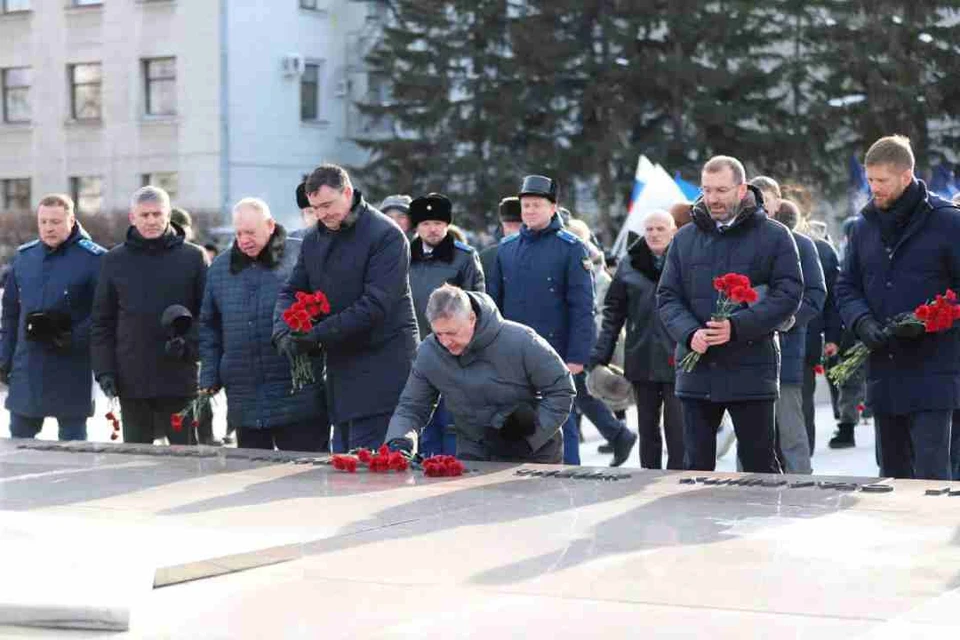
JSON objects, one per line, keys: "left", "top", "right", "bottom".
{"left": 561, "top": 412, "right": 580, "bottom": 465}
{"left": 9, "top": 413, "right": 87, "bottom": 441}
{"left": 420, "top": 398, "right": 457, "bottom": 457}
{"left": 876, "top": 411, "right": 952, "bottom": 480}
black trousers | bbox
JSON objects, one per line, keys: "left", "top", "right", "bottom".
{"left": 119, "top": 396, "right": 195, "bottom": 445}
{"left": 235, "top": 419, "right": 330, "bottom": 452}
{"left": 680, "top": 398, "right": 779, "bottom": 473}
{"left": 331, "top": 412, "right": 391, "bottom": 453}
{"left": 632, "top": 381, "right": 684, "bottom": 470}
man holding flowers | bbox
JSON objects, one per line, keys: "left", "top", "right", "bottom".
{"left": 658, "top": 156, "right": 802, "bottom": 473}
{"left": 836, "top": 136, "right": 960, "bottom": 480}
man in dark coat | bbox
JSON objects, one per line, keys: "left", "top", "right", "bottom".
{"left": 200, "top": 198, "right": 328, "bottom": 451}
{"left": 273, "top": 164, "right": 419, "bottom": 452}
{"left": 658, "top": 156, "right": 803, "bottom": 473}
{"left": 0, "top": 194, "right": 105, "bottom": 440}
{"left": 408, "top": 193, "right": 485, "bottom": 456}
{"left": 385, "top": 285, "right": 574, "bottom": 463}
{"left": 805, "top": 231, "right": 842, "bottom": 453}
{"left": 487, "top": 175, "right": 605, "bottom": 465}
{"left": 591, "top": 210, "right": 683, "bottom": 469}
{"left": 91, "top": 186, "right": 207, "bottom": 445}
{"left": 479, "top": 197, "right": 523, "bottom": 280}
{"left": 766, "top": 197, "right": 826, "bottom": 474}
{"left": 836, "top": 135, "right": 960, "bottom": 480}
{"left": 290, "top": 180, "right": 319, "bottom": 240}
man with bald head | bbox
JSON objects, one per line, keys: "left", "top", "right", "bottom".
{"left": 199, "top": 199, "right": 329, "bottom": 451}
{"left": 200, "top": 199, "right": 328, "bottom": 450}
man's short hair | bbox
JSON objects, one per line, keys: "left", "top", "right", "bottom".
{"left": 702, "top": 156, "right": 746, "bottom": 185}
{"left": 233, "top": 197, "right": 272, "bottom": 221}
{"left": 864, "top": 135, "right": 915, "bottom": 171}
{"left": 37, "top": 193, "right": 75, "bottom": 217}
{"left": 305, "top": 164, "right": 351, "bottom": 195}
{"left": 131, "top": 185, "right": 172, "bottom": 212}
{"left": 668, "top": 202, "right": 693, "bottom": 228}
{"left": 749, "top": 176, "right": 781, "bottom": 197}
{"left": 426, "top": 284, "right": 472, "bottom": 324}
{"left": 775, "top": 199, "right": 801, "bottom": 230}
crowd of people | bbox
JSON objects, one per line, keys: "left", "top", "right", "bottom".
{"left": 1, "top": 134, "right": 959, "bottom": 481}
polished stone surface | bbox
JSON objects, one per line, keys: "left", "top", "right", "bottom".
{"left": 0, "top": 439, "right": 958, "bottom": 638}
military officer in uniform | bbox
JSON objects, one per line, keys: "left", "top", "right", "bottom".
{"left": 0, "top": 194, "right": 105, "bottom": 440}
{"left": 479, "top": 197, "right": 523, "bottom": 279}
{"left": 488, "top": 175, "right": 605, "bottom": 465}
{"left": 408, "top": 192, "right": 485, "bottom": 455}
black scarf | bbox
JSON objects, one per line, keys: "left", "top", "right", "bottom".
{"left": 873, "top": 179, "right": 923, "bottom": 249}
{"left": 411, "top": 232, "right": 455, "bottom": 264}
{"left": 229, "top": 224, "right": 287, "bottom": 274}
{"left": 627, "top": 236, "right": 668, "bottom": 282}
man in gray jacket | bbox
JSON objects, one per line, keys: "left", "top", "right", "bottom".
{"left": 385, "top": 284, "right": 574, "bottom": 463}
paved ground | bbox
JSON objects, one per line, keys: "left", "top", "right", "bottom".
{"left": 0, "top": 383, "right": 880, "bottom": 478}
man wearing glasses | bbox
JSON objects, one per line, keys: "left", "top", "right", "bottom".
{"left": 657, "top": 156, "right": 803, "bottom": 473}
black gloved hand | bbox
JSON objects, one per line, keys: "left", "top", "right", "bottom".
{"left": 889, "top": 313, "right": 926, "bottom": 340}
{"left": 500, "top": 403, "right": 538, "bottom": 441}
{"left": 0, "top": 365, "right": 9, "bottom": 386}
{"left": 855, "top": 316, "right": 889, "bottom": 351}
{"left": 97, "top": 374, "right": 118, "bottom": 399}
{"left": 483, "top": 427, "right": 533, "bottom": 457}
{"left": 51, "top": 329, "right": 73, "bottom": 353}
{"left": 387, "top": 437, "right": 414, "bottom": 454}
{"left": 164, "top": 336, "right": 187, "bottom": 360}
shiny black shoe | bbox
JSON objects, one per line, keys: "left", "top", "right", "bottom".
{"left": 828, "top": 424, "right": 855, "bottom": 449}
{"left": 597, "top": 443, "right": 614, "bottom": 454}
{"left": 610, "top": 430, "right": 638, "bottom": 467}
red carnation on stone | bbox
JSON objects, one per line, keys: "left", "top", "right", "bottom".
{"left": 813, "top": 364, "right": 825, "bottom": 375}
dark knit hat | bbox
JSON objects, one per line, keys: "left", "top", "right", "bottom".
{"left": 410, "top": 193, "right": 453, "bottom": 227}
{"left": 498, "top": 196, "right": 521, "bottom": 222}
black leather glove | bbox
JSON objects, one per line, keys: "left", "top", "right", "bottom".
{"left": 855, "top": 316, "right": 889, "bottom": 351}
{"left": 500, "top": 403, "right": 538, "bottom": 441}
{"left": 0, "top": 365, "right": 9, "bottom": 386}
{"left": 97, "top": 374, "right": 118, "bottom": 399}
{"left": 889, "top": 313, "right": 925, "bottom": 340}
{"left": 164, "top": 336, "right": 187, "bottom": 360}
{"left": 387, "top": 437, "right": 414, "bottom": 454}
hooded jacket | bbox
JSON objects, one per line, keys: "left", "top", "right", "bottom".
{"left": 385, "top": 291, "right": 575, "bottom": 453}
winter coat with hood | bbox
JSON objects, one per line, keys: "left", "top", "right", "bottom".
{"left": 385, "top": 291, "right": 575, "bottom": 453}
{"left": 591, "top": 236, "right": 676, "bottom": 384}
{"left": 836, "top": 179, "right": 960, "bottom": 414}
{"left": 1, "top": 223, "right": 105, "bottom": 418}
{"left": 200, "top": 225, "right": 325, "bottom": 429}
{"left": 409, "top": 232, "right": 485, "bottom": 337}
{"left": 90, "top": 224, "right": 207, "bottom": 399}
{"left": 657, "top": 186, "right": 803, "bottom": 402}
{"left": 273, "top": 190, "right": 419, "bottom": 424}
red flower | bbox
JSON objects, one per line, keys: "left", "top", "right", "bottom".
{"left": 378, "top": 444, "right": 390, "bottom": 458}
{"left": 667, "top": 355, "right": 676, "bottom": 367}
{"left": 356, "top": 448, "right": 372, "bottom": 464}
{"left": 713, "top": 277, "right": 726, "bottom": 293}
{"left": 192, "top": 419, "right": 199, "bottom": 427}
{"left": 856, "top": 403, "right": 865, "bottom": 412}
{"left": 741, "top": 287, "right": 759, "bottom": 304}
{"left": 813, "top": 364, "right": 825, "bottom": 375}
{"left": 295, "top": 291, "right": 312, "bottom": 304}
{"left": 313, "top": 291, "right": 331, "bottom": 315}
{"left": 947, "top": 289, "right": 957, "bottom": 303}
{"left": 170, "top": 414, "right": 183, "bottom": 432}
{"left": 105, "top": 411, "right": 116, "bottom": 422}
{"left": 110, "top": 431, "right": 119, "bottom": 441}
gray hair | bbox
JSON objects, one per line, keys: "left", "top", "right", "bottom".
{"left": 232, "top": 197, "right": 273, "bottom": 221}
{"left": 131, "top": 185, "right": 171, "bottom": 213}
{"left": 749, "top": 176, "right": 781, "bottom": 197}
{"left": 425, "top": 284, "right": 472, "bottom": 324}
{"left": 703, "top": 156, "right": 746, "bottom": 185}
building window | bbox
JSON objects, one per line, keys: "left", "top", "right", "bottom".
{"left": 69, "top": 63, "right": 102, "bottom": 121}
{"left": 1, "top": 67, "right": 30, "bottom": 123}
{"left": 69, "top": 176, "right": 102, "bottom": 215}
{"left": 143, "top": 57, "right": 176, "bottom": 116}
{"left": 1, "top": 179, "right": 30, "bottom": 212}
{"left": 299, "top": 0, "right": 318, "bottom": 9}
{"left": 301, "top": 62, "right": 322, "bottom": 121}
{"left": 141, "top": 172, "right": 178, "bottom": 201}
{"left": 2, "top": 1, "right": 31, "bottom": 13}
{"left": 70, "top": 0, "right": 103, "bottom": 6}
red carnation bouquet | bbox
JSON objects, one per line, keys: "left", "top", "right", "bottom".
{"left": 330, "top": 446, "right": 465, "bottom": 477}
{"left": 281, "top": 290, "right": 331, "bottom": 393}
{"left": 828, "top": 289, "right": 960, "bottom": 385}
{"left": 106, "top": 399, "right": 121, "bottom": 442}
{"left": 678, "top": 272, "right": 758, "bottom": 372}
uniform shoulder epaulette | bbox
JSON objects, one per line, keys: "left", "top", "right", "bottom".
{"left": 17, "top": 239, "right": 39, "bottom": 252}
{"left": 453, "top": 240, "right": 474, "bottom": 253}
{"left": 500, "top": 233, "right": 520, "bottom": 245}
{"left": 77, "top": 238, "right": 107, "bottom": 255}
{"left": 556, "top": 229, "right": 581, "bottom": 245}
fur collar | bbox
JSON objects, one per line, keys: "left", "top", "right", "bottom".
{"left": 411, "top": 232, "right": 455, "bottom": 264}
{"left": 229, "top": 224, "right": 287, "bottom": 274}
